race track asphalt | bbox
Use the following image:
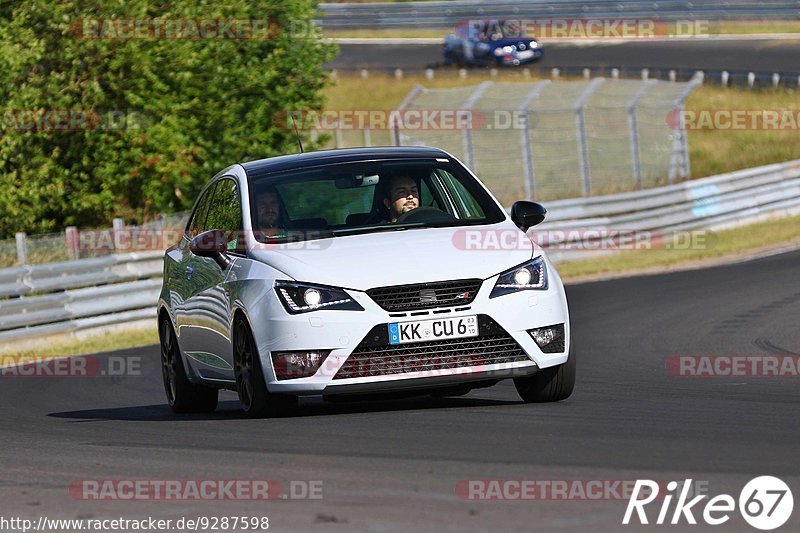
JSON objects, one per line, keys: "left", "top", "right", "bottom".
{"left": 329, "top": 39, "right": 800, "bottom": 76}
{"left": 1, "top": 249, "right": 799, "bottom": 532}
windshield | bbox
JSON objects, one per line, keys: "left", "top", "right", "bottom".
{"left": 248, "top": 158, "right": 506, "bottom": 244}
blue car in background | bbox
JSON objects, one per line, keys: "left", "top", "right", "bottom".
{"left": 443, "top": 19, "right": 543, "bottom": 67}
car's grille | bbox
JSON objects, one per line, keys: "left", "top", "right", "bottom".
{"left": 334, "top": 315, "right": 529, "bottom": 380}
{"left": 366, "top": 279, "right": 482, "bottom": 312}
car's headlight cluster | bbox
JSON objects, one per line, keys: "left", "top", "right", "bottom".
{"left": 494, "top": 45, "right": 516, "bottom": 56}
{"left": 489, "top": 256, "right": 548, "bottom": 298}
{"left": 275, "top": 281, "right": 363, "bottom": 314}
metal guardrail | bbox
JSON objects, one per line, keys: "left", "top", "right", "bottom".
{"left": 0, "top": 252, "right": 163, "bottom": 344}
{"left": 1, "top": 159, "right": 799, "bottom": 344}
{"left": 317, "top": 0, "right": 800, "bottom": 29}
{"left": 538, "top": 159, "right": 800, "bottom": 261}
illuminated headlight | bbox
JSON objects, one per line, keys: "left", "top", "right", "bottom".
{"left": 490, "top": 256, "right": 548, "bottom": 298}
{"left": 529, "top": 40, "right": 540, "bottom": 49}
{"left": 494, "top": 46, "right": 515, "bottom": 56}
{"left": 275, "top": 281, "right": 364, "bottom": 314}
{"left": 303, "top": 288, "right": 321, "bottom": 307}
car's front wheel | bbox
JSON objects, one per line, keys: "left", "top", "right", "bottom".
{"left": 233, "top": 316, "right": 297, "bottom": 418}
{"left": 159, "top": 316, "right": 218, "bottom": 413}
{"left": 514, "top": 338, "right": 576, "bottom": 403}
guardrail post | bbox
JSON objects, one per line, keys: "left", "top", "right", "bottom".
{"left": 574, "top": 78, "right": 605, "bottom": 196}
{"left": 15, "top": 232, "right": 28, "bottom": 265}
{"left": 65, "top": 226, "right": 80, "bottom": 260}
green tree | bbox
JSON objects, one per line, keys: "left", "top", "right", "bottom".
{"left": 0, "top": 0, "right": 335, "bottom": 237}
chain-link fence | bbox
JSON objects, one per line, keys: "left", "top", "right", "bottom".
{"left": 396, "top": 77, "right": 701, "bottom": 205}
{"left": 319, "top": 76, "right": 701, "bottom": 206}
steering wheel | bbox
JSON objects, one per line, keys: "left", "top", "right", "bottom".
{"left": 395, "top": 206, "right": 456, "bottom": 224}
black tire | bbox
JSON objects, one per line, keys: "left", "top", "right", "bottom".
{"left": 233, "top": 317, "right": 297, "bottom": 418}
{"left": 159, "top": 316, "right": 218, "bottom": 413}
{"left": 514, "top": 338, "right": 576, "bottom": 403}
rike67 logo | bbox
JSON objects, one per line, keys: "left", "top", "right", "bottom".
{"left": 623, "top": 476, "right": 793, "bottom": 530}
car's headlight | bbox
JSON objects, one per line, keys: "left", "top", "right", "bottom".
{"left": 489, "top": 256, "right": 548, "bottom": 298}
{"left": 275, "top": 281, "right": 364, "bottom": 314}
{"left": 530, "top": 40, "right": 540, "bottom": 49}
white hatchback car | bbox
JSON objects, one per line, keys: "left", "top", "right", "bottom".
{"left": 158, "top": 147, "right": 574, "bottom": 417}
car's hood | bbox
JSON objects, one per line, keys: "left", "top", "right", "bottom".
{"left": 250, "top": 222, "right": 538, "bottom": 291}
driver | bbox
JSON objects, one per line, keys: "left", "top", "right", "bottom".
{"left": 382, "top": 174, "right": 420, "bottom": 223}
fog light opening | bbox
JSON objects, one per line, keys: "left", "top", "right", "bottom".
{"left": 528, "top": 324, "right": 565, "bottom": 354}
{"left": 271, "top": 350, "right": 331, "bottom": 380}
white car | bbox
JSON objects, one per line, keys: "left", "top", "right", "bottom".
{"left": 158, "top": 147, "right": 574, "bottom": 417}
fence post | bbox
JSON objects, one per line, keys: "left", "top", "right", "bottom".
{"left": 460, "top": 81, "right": 494, "bottom": 171}
{"left": 391, "top": 84, "right": 425, "bottom": 146}
{"left": 65, "top": 226, "right": 80, "bottom": 260}
{"left": 627, "top": 80, "right": 657, "bottom": 190}
{"left": 334, "top": 126, "right": 343, "bottom": 149}
{"left": 112, "top": 218, "right": 125, "bottom": 252}
{"left": 518, "top": 80, "right": 551, "bottom": 199}
{"left": 669, "top": 72, "right": 704, "bottom": 183}
{"left": 15, "top": 232, "right": 28, "bottom": 265}
{"left": 574, "top": 78, "right": 605, "bottom": 196}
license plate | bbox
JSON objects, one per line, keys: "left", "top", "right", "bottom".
{"left": 517, "top": 50, "right": 534, "bottom": 59}
{"left": 388, "top": 315, "right": 478, "bottom": 345}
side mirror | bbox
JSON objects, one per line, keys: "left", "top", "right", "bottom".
{"left": 510, "top": 201, "right": 547, "bottom": 232}
{"left": 189, "top": 229, "right": 233, "bottom": 268}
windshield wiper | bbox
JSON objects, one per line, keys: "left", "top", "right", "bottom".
{"left": 331, "top": 223, "right": 427, "bottom": 236}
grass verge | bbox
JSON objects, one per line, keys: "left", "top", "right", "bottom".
{"left": 556, "top": 215, "right": 800, "bottom": 281}
{"left": 0, "top": 325, "right": 158, "bottom": 361}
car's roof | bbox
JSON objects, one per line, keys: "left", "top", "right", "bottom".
{"left": 240, "top": 146, "right": 450, "bottom": 180}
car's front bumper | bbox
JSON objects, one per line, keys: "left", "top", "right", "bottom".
{"left": 497, "top": 48, "right": 544, "bottom": 66}
{"left": 250, "top": 266, "right": 570, "bottom": 395}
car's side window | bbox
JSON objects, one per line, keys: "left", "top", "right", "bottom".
{"left": 436, "top": 169, "right": 486, "bottom": 219}
{"left": 188, "top": 183, "right": 217, "bottom": 237}
{"left": 205, "top": 178, "right": 244, "bottom": 253}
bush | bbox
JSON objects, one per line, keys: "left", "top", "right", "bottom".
{"left": 0, "top": 0, "right": 335, "bottom": 238}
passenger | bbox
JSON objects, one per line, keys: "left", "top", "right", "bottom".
{"left": 256, "top": 187, "right": 287, "bottom": 238}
